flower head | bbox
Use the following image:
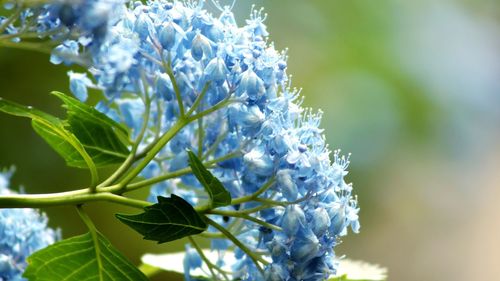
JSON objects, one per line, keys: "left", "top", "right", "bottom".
{"left": 8, "top": 1, "right": 360, "bottom": 280}
{"left": 0, "top": 169, "right": 59, "bottom": 280}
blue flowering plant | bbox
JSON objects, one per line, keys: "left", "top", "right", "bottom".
{"left": 0, "top": 0, "right": 383, "bottom": 280}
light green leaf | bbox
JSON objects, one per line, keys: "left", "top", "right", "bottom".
{"left": 31, "top": 120, "right": 89, "bottom": 167}
{"left": 53, "top": 91, "right": 131, "bottom": 167}
{"left": 0, "top": 97, "right": 96, "bottom": 170}
{"left": 116, "top": 194, "right": 208, "bottom": 244}
{"left": 0, "top": 93, "right": 131, "bottom": 169}
{"left": 187, "top": 150, "right": 231, "bottom": 208}
{"left": 23, "top": 232, "right": 148, "bottom": 281}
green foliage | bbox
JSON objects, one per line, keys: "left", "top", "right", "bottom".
{"left": 115, "top": 195, "right": 207, "bottom": 243}
{"left": 0, "top": 93, "right": 130, "bottom": 169}
{"left": 0, "top": 96, "right": 95, "bottom": 170}
{"left": 187, "top": 150, "right": 231, "bottom": 208}
{"left": 52, "top": 91, "right": 130, "bottom": 167}
{"left": 23, "top": 232, "right": 148, "bottom": 281}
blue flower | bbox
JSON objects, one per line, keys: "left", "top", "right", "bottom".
{"left": 68, "top": 71, "right": 93, "bottom": 101}
{"left": 0, "top": 169, "right": 59, "bottom": 281}
{"left": 183, "top": 245, "right": 202, "bottom": 281}
{"left": 8, "top": 1, "right": 360, "bottom": 280}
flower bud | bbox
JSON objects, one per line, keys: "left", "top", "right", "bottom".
{"left": 281, "top": 205, "right": 305, "bottom": 236}
{"left": 238, "top": 69, "right": 265, "bottom": 101}
{"left": 243, "top": 147, "right": 274, "bottom": 176}
{"left": 264, "top": 264, "right": 289, "bottom": 281}
{"left": 204, "top": 57, "right": 228, "bottom": 86}
{"left": 159, "top": 22, "right": 177, "bottom": 50}
{"left": 310, "top": 207, "right": 331, "bottom": 236}
{"left": 191, "top": 32, "right": 212, "bottom": 61}
{"left": 134, "top": 13, "right": 153, "bottom": 40}
{"left": 290, "top": 227, "right": 320, "bottom": 262}
{"left": 276, "top": 169, "right": 298, "bottom": 201}
{"left": 155, "top": 73, "right": 174, "bottom": 101}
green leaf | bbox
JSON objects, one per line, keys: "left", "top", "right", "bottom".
{"left": 187, "top": 150, "right": 231, "bottom": 208}
{"left": 0, "top": 93, "right": 131, "bottom": 169}
{"left": 52, "top": 91, "right": 130, "bottom": 167}
{"left": 116, "top": 194, "right": 208, "bottom": 243}
{"left": 0, "top": 97, "right": 95, "bottom": 170}
{"left": 0, "top": 97, "right": 61, "bottom": 123}
{"left": 32, "top": 120, "right": 89, "bottom": 167}
{"left": 23, "top": 232, "right": 148, "bottom": 281}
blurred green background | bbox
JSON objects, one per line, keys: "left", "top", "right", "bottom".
{"left": 1, "top": 0, "right": 500, "bottom": 280}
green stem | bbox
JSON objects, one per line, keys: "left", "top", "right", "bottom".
{"left": 254, "top": 197, "right": 288, "bottom": 207}
{"left": 117, "top": 118, "right": 188, "bottom": 188}
{"left": 197, "top": 118, "right": 204, "bottom": 158}
{"left": 254, "top": 192, "right": 311, "bottom": 207}
{"left": 238, "top": 204, "right": 274, "bottom": 214}
{"left": 202, "top": 129, "right": 228, "bottom": 160}
{"left": 196, "top": 232, "right": 226, "bottom": 239}
{"left": 186, "top": 96, "right": 233, "bottom": 122}
{"left": 231, "top": 178, "right": 275, "bottom": 205}
{"left": 206, "top": 210, "right": 282, "bottom": 232}
{"left": 205, "top": 217, "right": 267, "bottom": 275}
{"left": 98, "top": 90, "right": 152, "bottom": 188}
{"left": 0, "top": 5, "right": 22, "bottom": 34}
{"left": 115, "top": 97, "right": 230, "bottom": 190}
{"left": 186, "top": 82, "right": 210, "bottom": 117}
{"left": 0, "top": 190, "right": 150, "bottom": 209}
{"left": 0, "top": 27, "right": 63, "bottom": 41}
{"left": 188, "top": 236, "right": 228, "bottom": 281}
{"left": 163, "top": 59, "right": 185, "bottom": 117}
{"left": 76, "top": 205, "right": 105, "bottom": 281}
{"left": 117, "top": 151, "right": 241, "bottom": 193}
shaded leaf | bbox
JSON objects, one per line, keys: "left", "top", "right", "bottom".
{"left": 53, "top": 91, "right": 130, "bottom": 167}
{"left": 23, "top": 232, "right": 148, "bottom": 281}
{"left": 0, "top": 93, "right": 131, "bottom": 169}
{"left": 32, "top": 120, "right": 88, "bottom": 167}
{"left": 187, "top": 150, "right": 231, "bottom": 208}
{"left": 116, "top": 195, "right": 207, "bottom": 243}
{"left": 0, "top": 97, "right": 94, "bottom": 169}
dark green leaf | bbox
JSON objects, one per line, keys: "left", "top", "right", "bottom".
{"left": 116, "top": 195, "right": 207, "bottom": 243}
{"left": 187, "top": 150, "right": 231, "bottom": 208}
{"left": 52, "top": 91, "right": 130, "bottom": 167}
{"left": 0, "top": 97, "right": 94, "bottom": 169}
{"left": 23, "top": 232, "right": 148, "bottom": 281}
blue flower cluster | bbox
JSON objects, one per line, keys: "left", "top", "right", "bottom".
{"left": 1, "top": 0, "right": 124, "bottom": 66}
{"left": 0, "top": 169, "right": 59, "bottom": 281}
{"left": 6, "top": 0, "right": 360, "bottom": 280}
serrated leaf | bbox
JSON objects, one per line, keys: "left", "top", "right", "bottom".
{"left": 187, "top": 150, "right": 231, "bottom": 208}
{"left": 52, "top": 91, "right": 130, "bottom": 167}
{"left": 0, "top": 97, "right": 95, "bottom": 170}
{"left": 23, "top": 232, "right": 148, "bottom": 281}
{"left": 116, "top": 195, "right": 208, "bottom": 243}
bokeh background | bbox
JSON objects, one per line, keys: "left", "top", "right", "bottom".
{"left": 1, "top": 0, "right": 500, "bottom": 280}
